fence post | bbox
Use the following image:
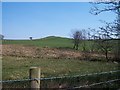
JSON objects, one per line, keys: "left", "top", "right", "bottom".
{"left": 29, "top": 67, "right": 41, "bottom": 90}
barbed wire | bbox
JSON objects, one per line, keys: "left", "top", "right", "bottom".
{"left": 74, "top": 79, "right": 120, "bottom": 88}
{"left": 1, "top": 78, "right": 31, "bottom": 83}
{"left": 0, "top": 70, "right": 120, "bottom": 83}
{"left": 39, "top": 70, "right": 120, "bottom": 80}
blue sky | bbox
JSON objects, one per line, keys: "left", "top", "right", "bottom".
{"left": 2, "top": 2, "right": 116, "bottom": 39}
{"left": 0, "top": 2, "right": 2, "bottom": 34}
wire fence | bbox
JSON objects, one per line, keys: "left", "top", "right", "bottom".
{"left": 74, "top": 79, "right": 120, "bottom": 88}
{"left": 1, "top": 70, "right": 120, "bottom": 89}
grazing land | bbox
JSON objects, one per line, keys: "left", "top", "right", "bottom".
{"left": 2, "top": 36, "right": 73, "bottom": 48}
{"left": 2, "top": 56, "right": 119, "bottom": 80}
{"left": 1, "top": 36, "right": 120, "bottom": 80}
{"left": 2, "top": 36, "right": 94, "bottom": 51}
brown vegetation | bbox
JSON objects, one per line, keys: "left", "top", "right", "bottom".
{"left": 1, "top": 44, "right": 106, "bottom": 60}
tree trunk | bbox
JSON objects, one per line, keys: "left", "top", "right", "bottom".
{"left": 105, "top": 50, "right": 109, "bottom": 62}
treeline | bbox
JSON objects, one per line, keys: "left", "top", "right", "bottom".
{"left": 71, "top": 28, "right": 119, "bottom": 62}
{"left": 71, "top": 1, "right": 120, "bottom": 62}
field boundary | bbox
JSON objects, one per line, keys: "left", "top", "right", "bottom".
{"left": 74, "top": 79, "right": 120, "bottom": 88}
{"left": 1, "top": 69, "right": 120, "bottom": 88}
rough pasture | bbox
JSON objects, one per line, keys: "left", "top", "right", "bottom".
{"left": 2, "top": 44, "right": 105, "bottom": 60}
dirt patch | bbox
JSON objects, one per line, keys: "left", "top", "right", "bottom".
{"left": 1, "top": 44, "right": 105, "bottom": 59}
{"left": 2, "top": 44, "right": 38, "bottom": 57}
{"left": 1, "top": 44, "right": 83, "bottom": 59}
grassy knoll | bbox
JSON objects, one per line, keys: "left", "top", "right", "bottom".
{"left": 2, "top": 36, "right": 73, "bottom": 48}
{"left": 2, "top": 56, "right": 119, "bottom": 80}
{"left": 2, "top": 36, "right": 95, "bottom": 51}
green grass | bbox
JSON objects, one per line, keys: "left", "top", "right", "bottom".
{"left": 2, "top": 36, "right": 119, "bottom": 80}
{"left": 2, "top": 56, "right": 119, "bottom": 80}
{"left": 2, "top": 36, "right": 95, "bottom": 51}
{"left": 2, "top": 36, "right": 119, "bottom": 50}
{"left": 2, "top": 36, "right": 73, "bottom": 48}
{"left": 2, "top": 37, "right": 120, "bottom": 88}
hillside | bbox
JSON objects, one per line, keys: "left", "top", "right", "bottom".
{"left": 2, "top": 36, "right": 73, "bottom": 48}
{"left": 1, "top": 36, "right": 105, "bottom": 59}
{"left": 2, "top": 36, "right": 94, "bottom": 51}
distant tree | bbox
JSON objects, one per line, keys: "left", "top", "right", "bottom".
{"left": 0, "top": 34, "right": 4, "bottom": 40}
{"left": 86, "top": 28, "right": 98, "bottom": 52}
{"left": 72, "top": 30, "right": 83, "bottom": 50}
{"left": 81, "top": 29, "right": 87, "bottom": 52}
{"left": 29, "top": 37, "right": 32, "bottom": 40}
{"left": 81, "top": 29, "right": 91, "bottom": 60}
{"left": 87, "top": 31, "right": 91, "bottom": 40}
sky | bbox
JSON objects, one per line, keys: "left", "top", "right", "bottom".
{"left": 0, "top": 2, "right": 2, "bottom": 34}
{"left": 2, "top": 0, "right": 95, "bottom": 2}
{"left": 2, "top": 2, "right": 117, "bottom": 39}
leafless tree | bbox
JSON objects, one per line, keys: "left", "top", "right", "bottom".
{"left": 90, "top": 0, "right": 120, "bottom": 15}
{"left": 90, "top": 0, "right": 120, "bottom": 61}
{"left": 113, "top": 19, "right": 120, "bottom": 61}
{"left": 90, "top": 0, "right": 120, "bottom": 38}
{"left": 97, "top": 26, "right": 113, "bottom": 61}
{"left": 0, "top": 34, "right": 4, "bottom": 40}
{"left": 87, "top": 28, "right": 98, "bottom": 52}
{"left": 72, "top": 30, "right": 83, "bottom": 50}
{"left": 87, "top": 31, "right": 91, "bottom": 40}
{"left": 81, "top": 29, "right": 87, "bottom": 52}
{"left": 81, "top": 29, "right": 91, "bottom": 60}
{"left": 29, "top": 37, "right": 32, "bottom": 40}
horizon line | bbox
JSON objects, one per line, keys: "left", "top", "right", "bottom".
{"left": 2, "top": 35, "right": 71, "bottom": 40}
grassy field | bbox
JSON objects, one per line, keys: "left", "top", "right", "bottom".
{"left": 2, "top": 36, "right": 120, "bottom": 83}
{"left": 2, "top": 36, "right": 72, "bottom": 47}
{"left": 2, "top": 56, "right": 119, "bottom": 80}
{"left": 2, "top": 36, "right": 94, "bottom": 51}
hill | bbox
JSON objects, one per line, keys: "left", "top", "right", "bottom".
{"left": 2, "top": 36, "right": 73, "bottom": 48}
{"left": 2, "top": 36, "right": 94, "bottom": 51}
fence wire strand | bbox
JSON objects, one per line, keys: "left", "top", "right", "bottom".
{"left": 1, "top": 70, "right": 120, "bottom": 83}
{"left": 74, "top": 79, "right": 120, "bottom": 88}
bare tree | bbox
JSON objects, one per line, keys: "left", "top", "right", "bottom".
{"left": 87, "top": 31, "right": 91, "bottom": 40}
{"left": 81, "top": 29, "right": 91, "bottom": 60}
{"left": 81, "top": 29, "right": 87, "bottom": 52}
{"left": 72, "top": 30, "right": 83, "bottom": 50}
{"left": 90, "top": 0, "right": 120, "bottom": 38}
{"left": 0, "top": 34, "right": 4, "bottom": 40}
{"left": 97, "top": 26, "right": 113, "bottom": 61}
{"left": 113, "top": 15, "right": 120, "bottom": 61}
{"left": 29, "top": 37, "right": 32, "bottom": 40}
{"left": 89, "top": 23, "right": 113, "bottom": 61}
{"left": 90, "top": 0, "right": 120, "bottom": 61}
{"left": 90, "top": 0, "right": 120, "bottom": 15}
{"left": 88, "top": 28, "right": 99, "bottom": 52}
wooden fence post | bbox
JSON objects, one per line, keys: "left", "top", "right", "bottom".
{"left": 29, "top": 67, "right": 41, "bottom": 90}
